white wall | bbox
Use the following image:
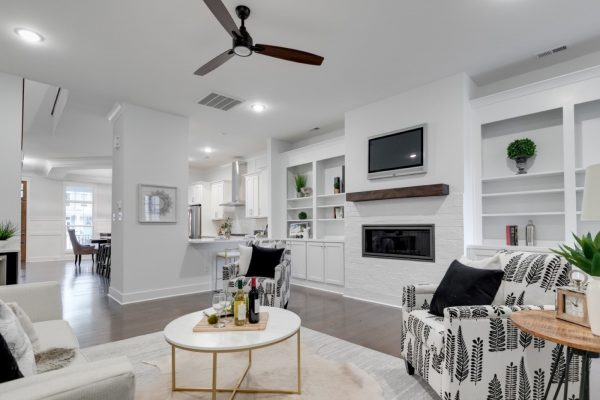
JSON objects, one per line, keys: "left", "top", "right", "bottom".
{"left": 0, "top": 72, "right": 23, "bottom": 249}
{"left": 343, "top": 74, "right": 472, "bottom": 305}
{"left": 110, "top": 103, "right": 210, "bottom": 303}
{"left": 23, "top": 175, "right": 111, "bottom": 262}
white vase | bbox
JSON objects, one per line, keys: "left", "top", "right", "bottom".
{"left": 588, "top": 276, "right": 600, "bottom": 336}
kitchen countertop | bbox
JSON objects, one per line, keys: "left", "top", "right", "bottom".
{"left": 188, "top": 237, "right": 248, "bottom": 244}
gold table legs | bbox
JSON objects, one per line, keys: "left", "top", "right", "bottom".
{"left": 171, "top": 330, "right": 301, "bottom": 400}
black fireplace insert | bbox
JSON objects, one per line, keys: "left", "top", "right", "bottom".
{"left": 362, "top": 224, "right": 435, "bottom": 262}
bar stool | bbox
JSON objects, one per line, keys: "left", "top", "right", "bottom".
{"left": 215, "top": 248, "right": 240, "bottom": 292}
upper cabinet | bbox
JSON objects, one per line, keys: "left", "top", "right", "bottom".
{"left": 210, "top": 180, "right": 231, "bottom": 220}
{"left": 188, "top": 183, "right": 204, "bottom": 205}
{"left": 245, "top": 169, "right": 268, "bottom": 219}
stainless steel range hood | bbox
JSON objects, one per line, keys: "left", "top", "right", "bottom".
{"left": 219, "top": 159, "right": 245, "bottom": 207}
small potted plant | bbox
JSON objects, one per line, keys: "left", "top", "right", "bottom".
{"left": 298, "top": 211, "right": 308, "bottom": 220}
{"left": 334, "top": 177, "right": 341, "bottom": 194}
{"left": 219, "top": 217, "right": 233, "bottom": 239}
{"left": 507, "top": 138, "right": 536, "bottom": 174}
{"left": 294, "top": 174, "right": 307, "bottom": 198}
{"left": 552, "top": 232, "right": 600, "bottom": 335}
{"left": 0, "top": 221, "right": 18, "bottom": 250}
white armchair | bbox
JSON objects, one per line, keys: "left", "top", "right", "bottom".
{"left": 400, "top": 251, "right": 581, "bottom": 399}
{"left": 0, "top": 282, "right": 135, "bottom": 400}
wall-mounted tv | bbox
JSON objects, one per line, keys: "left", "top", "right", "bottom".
{"left": 368, "top": 124, "right": 427, "bottom": 179}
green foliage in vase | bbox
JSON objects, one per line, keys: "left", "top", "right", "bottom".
{"left": 219, "top": 217, "right": 233, "bottom": 235}
{"left": 298, "top": 211, "right": 308, "bottom": 220}
{"left": 294, "top": 174, "right": 307, "bottom": 193}
{"left": 552, "top": 232, "right": 600, "bottom": 277}
{"left": 506, "top": 138, "right": 536, "bottom": 159}
{"left": 0, "top": 221, "right": 18, "bottom": 241}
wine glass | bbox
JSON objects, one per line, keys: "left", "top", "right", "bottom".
{"left": 221, "top": 289, "right": 233, "bottom": 324}
{"left": 212, "top": 293, "right": 226, "bottom": 328}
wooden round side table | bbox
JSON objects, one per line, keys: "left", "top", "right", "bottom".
{"left": 511, "top": 310, "right": 600, "bottom": 400}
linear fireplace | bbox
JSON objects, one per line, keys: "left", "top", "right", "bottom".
{"left": 362, "top": 224, "right": 435, "bottom": 262}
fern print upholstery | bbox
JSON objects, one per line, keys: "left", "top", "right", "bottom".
{"left": 400, "top": 251, "right": 580, "bottom": 399}
{"left": 223, "top": 239, "right": 291, "bottom": 308}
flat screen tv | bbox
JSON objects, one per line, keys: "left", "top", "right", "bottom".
{"left": 368, "top": 124, "right": 427, "bottom": 179}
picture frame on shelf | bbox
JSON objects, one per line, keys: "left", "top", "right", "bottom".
{"left": 289, "top": 222, "right": 309, "bottom": 238}
{"left": 138, "top": 184, "right": 177, "bottom": 223}
{"left": 334, "top": 207, "right": 344, "bottom": 219}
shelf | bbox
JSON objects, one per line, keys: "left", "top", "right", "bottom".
{"left": 481, "top": 170, "right": 564, "bottom": 183}
{"left": 317, "top": 218, "right": 344, "bottom": 221}
{"left": 347, "top": 184, "right": 449, "bottom": 202}
{"left": 317, "top": 204, "right": 345, "bottom": 208}
{"left": 287, "top": 206, "right": 313, "bottom": 210}
{"left": 317, "top": 193, "right": 346, "bottom": 199}
{"left": 482, "top": 212, "right": 565, "bottom": 217}
{"left": 576, "top": 187, "right": 585, "bottom": 192}
{"left": 287, "top": 219, "right": 313, "bottom": 223}
{"left": 287, "top": 196, "right": 312, "bottom": 201}
{"left": 482, "top": 188, "right": 564, "bottom": 198}
{"left": 576, "top": 168, "right": 586, "bottom": 174}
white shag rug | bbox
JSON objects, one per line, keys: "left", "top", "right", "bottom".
{"left": 81, "top": 327, "right": 437, "bottom": 400}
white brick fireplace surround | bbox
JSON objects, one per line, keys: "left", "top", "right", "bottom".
{"left": 344, "top": 192, "right": 463, "bottom": 305}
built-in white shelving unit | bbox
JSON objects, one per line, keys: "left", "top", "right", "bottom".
{"left": 472, "top": 87, "right": 600, "bottom": 250}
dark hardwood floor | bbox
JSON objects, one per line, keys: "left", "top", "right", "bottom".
{"left": 19, "top": 260, "right": 403, "bottom": 357}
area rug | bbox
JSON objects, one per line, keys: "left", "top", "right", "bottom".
{"left": 81, "top": 327, "right": 437, "bottom": 400}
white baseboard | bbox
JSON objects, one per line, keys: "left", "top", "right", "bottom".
{"left": 291, "top": 279, "right": 344, "bottom": 295}
{"left": 108, "top": 282, "right": 212, "bottom": 305}
{"left": 342, "top": 293, "right": 402, "bottom": 309}
{"left": 27, "top": 255, "right": 74, "bottom": 263}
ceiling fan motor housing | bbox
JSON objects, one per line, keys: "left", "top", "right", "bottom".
{"left": 232, "top": 5, "right": 253, "bottom": 56}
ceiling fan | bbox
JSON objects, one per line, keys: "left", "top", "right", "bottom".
{"left": 194, "top": 0, "right": 324, "bottom": 76}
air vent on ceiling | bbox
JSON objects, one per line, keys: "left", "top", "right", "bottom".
{"left": 198, "top": 92, "right": 243, "bottom": 111}
{"left": 536, "top": 45, "right": 568, "bottom": 59}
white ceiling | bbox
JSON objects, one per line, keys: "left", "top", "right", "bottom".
{"left": 3, "top": 0, "right": 600, "bottom": 167}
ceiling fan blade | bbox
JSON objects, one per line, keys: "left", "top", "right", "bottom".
{"left": 253, "top": 44, "right": 324, "bottom": 66}
{"left": 194, "top": 50, "right": 234, "bottom": 76}
{"left": 203, "top": 0, "right": 241, "bottom": 38}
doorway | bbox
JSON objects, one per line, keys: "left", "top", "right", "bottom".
{"left": 20, "top": 180, "right": 27, "bottom": 262}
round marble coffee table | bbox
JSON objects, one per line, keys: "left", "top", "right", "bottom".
{"left": 164, "top": 306, "right": 301, "bottom": 400}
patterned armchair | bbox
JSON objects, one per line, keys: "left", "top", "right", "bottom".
{"left": 222, "top": 239, "right": 291, "bottom": 308}
{"left": 400, "top": 251, "right": 582, "bottom": 399}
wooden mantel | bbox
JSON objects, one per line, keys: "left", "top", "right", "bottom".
{"left": 346, "top": 183, "right": 449, "bottom": 202}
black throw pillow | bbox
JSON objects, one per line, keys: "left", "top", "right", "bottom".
{"left": 429, "top": 260, "right": 504, "bottom": 317}
{"left": 245, "top": 245, "right": 285, "bottom": 279}
{"left": 0, "top": 332, "right": 23, "bottom": 383}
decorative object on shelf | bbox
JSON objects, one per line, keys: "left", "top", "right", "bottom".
{"left": 334, "top": 207, "right": 344, "bottom": 219}
{"left": 333, "top": 177, "right": 341, "bottom": 194}
{"left": 506, "top": 138, "right": 536, "bottom": 174}
{"left": 300, "top": 186, "right": 312, "bottom": 197}
{"left": 552, "top": 232, "right": 600, "bottom": 335}
{"left": 138, "top": 184, "right": 177, "bottom": 223}
{"left": 294, "top": 174, "right": 307, "bottom": 198}
{"left": 0, "top": 221, "right": 18, "bottom": 250}
{"left": 505, "top": 224, "right": 518, "bottom": 246}
{"left": 556, "top": 270, "right": 590, "bottom": 327}
{"left": 301, "top": 226, "right": 311, "bottom": 239}
{"left": 289, "top": 222, "right": 309, "bottom": 238}
{"left": 525, "top": 220, "right": 535, "bottom": 246}
{"left": 298, "top": 211, "right": 308, "bottom": 220}
{"left": 341, "top": 165, "right": 345, "bottom": 193}
{"left": 218, "top": 217, "right": 233, "bottom": 239}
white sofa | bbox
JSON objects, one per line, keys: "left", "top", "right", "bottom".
{"left": 0, "top": 281, "right": 135, "bottom": 400}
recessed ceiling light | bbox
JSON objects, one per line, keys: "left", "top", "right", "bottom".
{"left": 203, "top": 147, "right": 213, "bottom": 154}
{"left": 250, "top": 103, "right": 266, "bottom": 113}
{"left": 15, "top": 28, "right": 43, "bottom": 43}
{"left": 409, "top": 154, "right": 417, "bottom": 158}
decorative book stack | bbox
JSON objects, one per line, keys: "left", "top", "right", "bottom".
{"left": 505, "top": 225, "right": 518, "bottom": 246}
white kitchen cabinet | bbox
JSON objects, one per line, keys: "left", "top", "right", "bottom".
{"left": 210, "top": 181, "right": 230, "bottom": 220}
{"left": 289, "top": 241, "right": 307, "bottom": 279}
{"left": 306, "top": 242, "right": 324, "bottom": 282}
{"left": 245, "top": 170, "right": 268, "bottom": 218}
{"left": 188, "top": 184, "right": 203, "bottom": 205}
{"left": 323, "top": 242, "right": 344, "bottom": 285}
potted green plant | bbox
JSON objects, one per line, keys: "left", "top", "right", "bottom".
{"left": 294, "top": 174, "right": 307, "bottom": 198}
{"left": 552, "top": 232, "right": 600, "bottom": 335}
{"left": 333, "top": 177, "right": 341, "bottom": 194}
{"left": 298, "top": 211, "right": 308, "bottom": 220}
{"left": 0, "top": 221, "right": 18, "bottom": 250}
{"left": 506, "top": 138, "right": 536, "bottom": 174}
{"left": 219, "top": 217, "right": 233, "bottom": 239}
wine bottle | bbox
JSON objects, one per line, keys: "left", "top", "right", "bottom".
{"left": 248, "top": 277, "right": 260, "bottom": 324}
{"left": 234, "top": 280, "right": 246, "bottom": 326}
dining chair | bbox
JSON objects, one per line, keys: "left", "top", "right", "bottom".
{"left": 67, "top": 229, "right": 96, "bottom": 267}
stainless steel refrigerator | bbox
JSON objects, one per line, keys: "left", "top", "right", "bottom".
{"left": 188, "top": 204, "right": 202, "bottom": 239}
